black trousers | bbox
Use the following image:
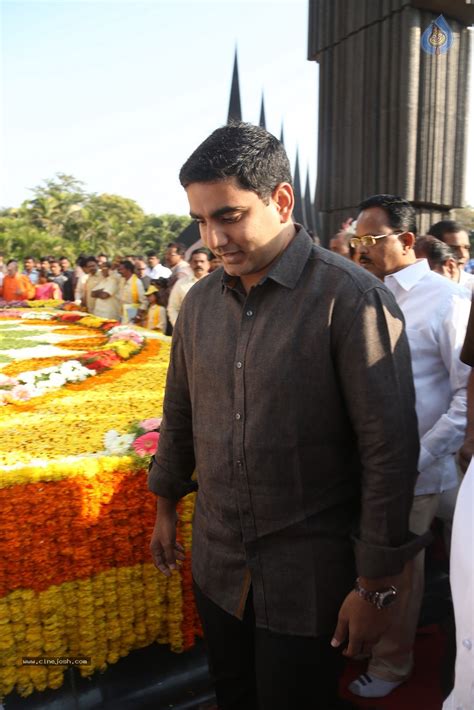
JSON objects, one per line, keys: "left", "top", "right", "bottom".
{"left": 194, "top": 582, "right": 349, "bottom": 710}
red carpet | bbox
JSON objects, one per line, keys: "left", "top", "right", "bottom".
{"left": 339, "top": 625, "right": 446, "bottom": 710}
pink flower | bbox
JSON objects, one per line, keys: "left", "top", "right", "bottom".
{"left": 132, "top": 432, "right": 160, "bottom": 457}
{"left": 10, "top": 384, "right": 35, "bottom": 401}
{"left": 0, "top": 374, "right": 18, "bottom": 388}
{"left": 139, "top": 417, "right": 162, "bottom": 432}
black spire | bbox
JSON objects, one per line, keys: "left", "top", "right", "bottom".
{"left": 227, "top": 48, "right": 242, "bottom": 124}
{"left": 259, "top": 92, "right": 266, "bottom": 129}
{"left": 279, "top": 121, "right": 285, "bottom": 146}
{"left": 293, "top": 148, "right": 304, "bottom": 225}
{"left": 304, "top": 167, "right": 315, "bottom": 233}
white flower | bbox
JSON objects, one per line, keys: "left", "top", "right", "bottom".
{"left": 48, "top": 373, "right": 67, "bottom": 387}
{"left": 103, "top": 430, "right": 134, "bottom": 455}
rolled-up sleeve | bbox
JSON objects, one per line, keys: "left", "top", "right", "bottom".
{"left": 335, "top": 285, "right": 428, "bottom": 577}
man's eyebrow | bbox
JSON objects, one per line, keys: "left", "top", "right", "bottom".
{"left": 190, "top": 206, "right": 247, "bottom": 220}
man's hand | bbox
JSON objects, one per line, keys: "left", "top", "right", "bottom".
{"left": 459, "top": 441, "right": 474, "bottom": 474}
{"left": 150, "top": 497, "right": 185, "bottom": 577}
{"left": 331, "top": 590, "right": 394, "bottom": 657}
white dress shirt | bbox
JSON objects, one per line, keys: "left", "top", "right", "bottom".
{"left": 385, "top": 259, "right": 471, "bottom": 495}
{"left": 146, "top": 263, "right": 172, "bottom": 279}
{"left": 458, "top": 268, "right": 474, "bottom": 295}
{"left": 167, "top": 275, "right": 197, "bottom": 327}
{"left": 443, "top": 460, "right": 474, "bottom": 710}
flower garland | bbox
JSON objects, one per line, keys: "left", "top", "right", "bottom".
{"left": 0, "top": 317, "right": 145, "bottom": 405}
{"left": 0, "top": 315, "right": 202, "bottom": 700}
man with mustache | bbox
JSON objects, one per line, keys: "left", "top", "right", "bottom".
{"left": 167, "top": 248, "right": 211, "bottom": 327}
{"left": 148, "top": 126, "right": 426, "bottom": 710}
{"left": 349, "top": 194, "right": 470, "bottom": 699}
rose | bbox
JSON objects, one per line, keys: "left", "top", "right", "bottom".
{"left": 139, "top": 418, "right": 162, "bottom": 432}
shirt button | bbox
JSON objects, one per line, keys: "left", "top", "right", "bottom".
{"left": 462, "top": 638, "right": 472, "bottom": 650}
{"left": 246, "top": 310, "right": 253, "bottom": 317}
{"left": 236, "top": 460, "right": 242, "bottom": 466}
{"left": 236, "top": 361, "right": 243, "bottom": 368}
{"left": 235, "top": 413, "right": 241, "bottom": 420}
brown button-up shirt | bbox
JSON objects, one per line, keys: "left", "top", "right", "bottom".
{"left": 148, "top": 227, "right": 424, "bottom": 637}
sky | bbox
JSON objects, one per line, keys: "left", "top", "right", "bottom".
{"left": 0, "top": 0, "right": 473, "bottom": 217}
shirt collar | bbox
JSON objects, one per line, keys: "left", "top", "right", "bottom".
{"left": 384, "top": 259, "right": 430, "bottom": 292}
{"left": 221, "top": 225, "right": 313, "bottom": 293}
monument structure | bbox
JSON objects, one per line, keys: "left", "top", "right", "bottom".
{"left": 308, "top": 0, "right": 474, "bottom": 242}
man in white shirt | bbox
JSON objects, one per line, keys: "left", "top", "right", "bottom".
{"left": 165, "top": 242, "right": 193, "bottom": 281}
{"left": 428, "top": 220, "right": 474, "bottom": 294}
{"left": 145, "top": 250, "right": 171, "bottom": 280}
{"left": 167, "top": 249, "right": 210, "bottom": 327}
{"left": 349, "top": 194, "right": 471, "bottom": 699}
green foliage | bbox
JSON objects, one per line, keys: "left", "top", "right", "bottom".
{"left": 1, "top": 174, "right": 191, "bottom": 261}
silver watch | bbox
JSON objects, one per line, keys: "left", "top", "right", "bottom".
{"left": 354, "top": 578, "right": 398, "bottom": 610}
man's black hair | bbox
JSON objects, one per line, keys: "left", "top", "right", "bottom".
{"left": 146, "top": 250, "right": 158, "bottom": 258}
{"left": 120, "top": 260, "right": 135, "bottom": 273}
{"left": 190, "top": 248, "right": 211, "bottom": 260}
{"left": 414, "top": 236, "right": 456, "bottom": 268}
{"left": 427, "top": 220, "right": 465, "bottom": 241}
{"left": 179, "top": 122, "right": 292, "bottom": 201}
{"left": 85, "top": 256, "right": 98, "bottom": 264}
{"left": 6, "top": 259, "right": 18, "bottom": 266}
{"left": 358, "top": 194, "right": 417, "bottom": 235}
{"left": 24, "top": 255, "right": 35, "bottom": 262}
{"left": 167, "top": 242, "right": 186, "bottom": 257}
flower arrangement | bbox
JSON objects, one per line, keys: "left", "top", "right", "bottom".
{"left": 0, "top": 360, "right": 95, "bottom": 403}
{"left": 0, "top": 314, "right": 202, "bottom": 701}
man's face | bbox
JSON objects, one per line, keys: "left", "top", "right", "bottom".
{"left": 50, "top": 263, "right": 61, "bottom": 276}
{"left": 442, "top": 231, "right": 470, "bottom": 267}
{"left": 41, "top": 260, "right": 50, "bottom": 270}
{"left": 59, "top": 258, "right": 70, "bottom": 271}
{"left": 24, "top": 258, "right": 34, "bottom": 272}
{"left": 86, "top": 261, "right": 98, "bottom": 275}
{"left": 147, "top": 255, "right": 159, "bottom": 268}
{"left": 166, "top": 247, "right": 181, "bottom": 267}
{"left": 356, "top": 207, "right": 409, "bottom": 280}
{"left": 135, "top": 261, "right": 148, "bottom": 277}
{"left": 190, "top": 253, "right": 210, "bottom": 279}
{"left": 7, "top": 262, "right": 18, "bottom": 276}
{"left": 97, "top": 255, "right": 107, "bottom": 266}
{"left": 186, "top": 178, "right": 290, "bottom": 281}
{"left": 100, "top": 265, "right": 110, "bottom": 278}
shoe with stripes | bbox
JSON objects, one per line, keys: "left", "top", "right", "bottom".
{"left": 348, "top": 672, "right": 404, "bottom": 698}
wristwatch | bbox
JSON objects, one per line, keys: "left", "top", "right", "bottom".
{"left": 354, "top": 578, "right": 398, "bottom": 610}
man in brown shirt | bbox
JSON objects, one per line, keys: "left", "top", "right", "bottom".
{"left": 148, "top": 123, "right": 426, "bottom": 709}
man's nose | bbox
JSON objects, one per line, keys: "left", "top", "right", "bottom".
{"left": 203, "top": 223, "right": 227, "bottom": 250}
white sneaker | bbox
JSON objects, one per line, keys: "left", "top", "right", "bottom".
{"left": 348, "top": 673, "right": 404, "bottom": 698}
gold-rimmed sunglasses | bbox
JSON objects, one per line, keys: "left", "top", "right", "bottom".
{"left": 349, "top": 231, "right": 405, "bottom": 248}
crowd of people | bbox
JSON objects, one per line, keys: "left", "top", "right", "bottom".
{"left": 0, "top": 244, "right": 222, "bottom": 333}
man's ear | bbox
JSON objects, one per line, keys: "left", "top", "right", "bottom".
{"left": 272, "top": 182, "right": 294, "bottom": 224}
{"left": 401, "top": 232, "right": 416, "bottom": 252}
{"left": 446, "top": 257, "right": 459, "bottom": 280}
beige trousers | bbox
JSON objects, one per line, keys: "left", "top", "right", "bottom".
{"left": 368, "top": 492, "right": 440, "bottom": 682}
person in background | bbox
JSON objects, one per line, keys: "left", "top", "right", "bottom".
{"left": 0, "top": 259, "right": 35, "bottom": 301}
{"left": 145, "top": 250, "right": 171, "bottom": 280}
{"left": 209, "top": 253, "right": 224, "bottom": 272}
{"left": 23, "top": 256, "right": 39, "bottom": 285}
{"left": 118, "top": 259, "right": 147, "bottom": 323}
{"left": 49, "top": 260, "right": 68, "bottom": 296}
{"left": 135, "top": 259, "right": 151, "bottom": 290}
{"left": 167, "top": 248, "right": 211, "bottom": 327}
{"left": 414, "top": 236, "right": 462, "bottom": 282}
{"left": 97, "top": 253, "right": 108, "bottom": 267}
{"left": 0, "top": 253, "right": 6, "bottom": 274}
{"left": 91, "top": 261, "right": 121, "bottom": 320}
{"left": 165, "top": 242, "right": 193, "bottom": 280}
{"left": 73, "top": 256, "right": 88, "bottom": 305}
{"left": 329, "top": 218, "right": 355, "bottom": 258}
{"left": 428, "top": 220, "right": 474, "bottom": 291}
{"left": 34, "top": 268, "right": 62, "bottom": 300}
{"left": 144, "top": 285, "right": 167, "bottom": 331}
{"left": 350, "top": 194, "right": 470, "bottom": 699}
{"left": 82, "top": 257, "right": 102, "bottom": 313}
{"left": 58, "top": 256, "right": 75, "bottom": 301}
